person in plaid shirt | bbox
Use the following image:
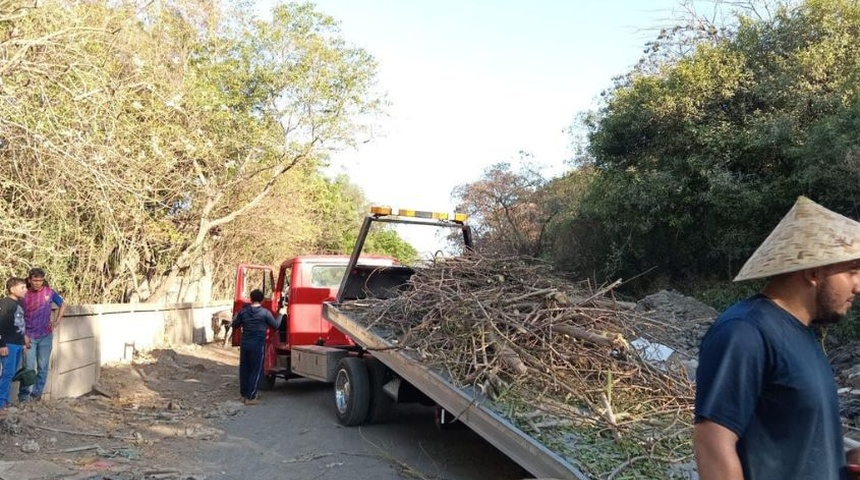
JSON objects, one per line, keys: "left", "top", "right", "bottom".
{"left": 18, "top": 268, "right": 66, "bottom": 402}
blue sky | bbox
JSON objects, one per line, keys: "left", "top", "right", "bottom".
{"left": 261, "top": 1, "right": 710, "bottom": 252}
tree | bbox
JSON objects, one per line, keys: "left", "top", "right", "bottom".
{"left": 451, "top": 158, "right": 550, "bottom": 257}
{"left": 0, "top": 0, "right": 386, "bottom": 302}
{"left": 559, "top": 0, "right": 860, "bottom": 292}
{"left": 140, "top": 1, "right": 386, "bottom": 301}
{"left": 540, "top": 165, "right": 598, "bottom": 277}
{"left": 210, "top": 170, "right": 416, "bottom": 299}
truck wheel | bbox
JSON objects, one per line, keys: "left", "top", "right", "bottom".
{"left": 334, "top": 357, "right": 370, "bottom": 426}
{"left": 365, "top": 357, "right": 394, "bottom": 424}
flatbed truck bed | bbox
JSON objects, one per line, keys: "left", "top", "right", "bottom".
{"left": 323, "top": 301, "right": 589, "bottom": 480}
{"left": 317, "top": 207, "right": 589, "bottom": 479}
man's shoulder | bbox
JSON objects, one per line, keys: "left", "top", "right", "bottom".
{"left": 42, "top": 286, "right": 60, "bottom": 298}
{"left": 0, "top": 297, "right": 16, "bottom": 315}
{"left": 717, "top": 295, "right": 787, "bottom": 325}
{"left": 709, "top": 295, "right": 803, "bottom": 349}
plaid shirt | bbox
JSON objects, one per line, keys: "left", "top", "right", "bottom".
{"left": 23, "top": 286, "right": 64, "bottom": 339}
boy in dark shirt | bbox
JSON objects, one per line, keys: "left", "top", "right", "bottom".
{"left": 0, "top": 277, "right": 30, "bottom": 410}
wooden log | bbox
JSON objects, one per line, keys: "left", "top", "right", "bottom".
{"left": 488, "top": 332, "right": 528, "bottom": 375}
{"left": 551, "top": 324, "right": 630, "bottom": 351}
{"left": 569, "top": 295, "right": 637, "bottom": 310}
{"left": 601, "top": 392, "right": 622, "bottom": 440}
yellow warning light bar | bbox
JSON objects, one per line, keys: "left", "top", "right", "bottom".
{"left": 370, "top": 206, "right": 392, "bottom": 216}
{"left": 369, "top": 206, "right": 469, "bottom": 222}
{"left": 397, "top": 209, "right": 448, "bottom": 220}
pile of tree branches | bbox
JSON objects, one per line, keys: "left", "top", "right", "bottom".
{"left": 348, "top": 254, "right": 695, "bottom": 478}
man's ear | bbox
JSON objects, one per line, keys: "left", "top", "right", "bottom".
{"left": 803, "top": 267, "right": 825, "bottom": 285}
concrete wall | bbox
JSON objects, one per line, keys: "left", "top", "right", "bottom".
{"left": 38, "top": 301, "right": 232, "bottom": 400}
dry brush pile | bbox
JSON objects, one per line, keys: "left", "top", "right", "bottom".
{"left": 349, "top": 254, "right": 697, "bottom": 479}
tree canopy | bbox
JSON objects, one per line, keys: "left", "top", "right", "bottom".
{"left": 449, "top": 0, "right": 860, "bottom": 300}
{"left": 451, "top": 159, "right": 549, "bottom": 257}
{"left": 556, "top": 0, "right": 860, "bottom": 292}
{"left": 0, "top": 0, "right": 413, "bottom": 302}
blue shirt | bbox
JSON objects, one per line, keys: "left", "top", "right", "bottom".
{"left": 695, "top": 294, "right": 846, "bottom": 480}
{"left": 231, "top": 305, "right": 279, "bottom": 345}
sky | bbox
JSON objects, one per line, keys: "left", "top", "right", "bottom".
{"left": 259, "top": 1, "right": 710, "bottom": 254}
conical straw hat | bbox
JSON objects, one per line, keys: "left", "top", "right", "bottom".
{"left": 734, "top": 196, "right": 860, "bottom": 281}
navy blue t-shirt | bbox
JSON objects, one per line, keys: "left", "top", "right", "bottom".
{"left": 231, "top": 305, "right": 279, "bottom": 345}
{"left": 695, "top": 294, "right": 846, "bottom": 480}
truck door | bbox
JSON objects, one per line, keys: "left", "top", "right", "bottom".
{"left": 231, "top": 264, "right": 276, "bottom": 347}
{"left": 275, "top": 264, "right": 292, "bottom": 345}
{"left": 289, "top": 263, "right": 351, "bottom": 347}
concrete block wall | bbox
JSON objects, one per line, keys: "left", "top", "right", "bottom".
{"left": 40, "top": 301, "right": 231, "bottom": 400}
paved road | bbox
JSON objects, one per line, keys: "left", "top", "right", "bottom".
{"left": 199, "top": 378, "right": 533, "bottom": 480}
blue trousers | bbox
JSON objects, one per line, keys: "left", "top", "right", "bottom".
{"left": 0, "top": 344, "right": 23, "bottom": 408}
{"left": 239, "top": 340, "right": 265, "bottom": 400}
{"left": 19, "top": 333, "right": 52, "bottom": 399}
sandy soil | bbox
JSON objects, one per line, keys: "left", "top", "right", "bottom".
{"left": 0, "top": 342, "right": 243, "bottom": 479}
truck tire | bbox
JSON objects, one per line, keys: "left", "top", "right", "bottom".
{"left": 334, "top": 357, "right": 370, "bottom": 426}
{"left": 365, "top": 357, "right": 394, "bottom": 424}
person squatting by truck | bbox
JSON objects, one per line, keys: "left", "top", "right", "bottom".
{"left": 231, "top": 289, "right": 280, "bottom": 405}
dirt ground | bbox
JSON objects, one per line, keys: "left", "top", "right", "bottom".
{"left": 0, "top": 291, "right": 717, "bottom": 480}
{"left": 0, "top": 342, "right": 243, "bottom": 479}
{"left": 2, "top": 291, "right": 859, "bottom": 479}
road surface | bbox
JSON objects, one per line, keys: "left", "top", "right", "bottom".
{"left": 198, "top": 378, "right": 534, "bottom": 480}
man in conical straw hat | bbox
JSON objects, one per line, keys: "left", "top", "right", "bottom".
{"left": 693, "top": 196, "right": 860, "bottom": 480}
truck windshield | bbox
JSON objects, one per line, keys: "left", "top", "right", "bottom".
{"left": 242, "top": 267, "right": 273, "bottom": 299}
{"left": 311, "top": 265, "right": 347, "bottom": 288}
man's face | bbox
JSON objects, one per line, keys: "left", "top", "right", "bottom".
{"left": 813, "top": 260, "right": 860, "bottom": 325}
{"left": 9, "top": 283, "right": 26, "bottom": 299}
{"left": 29, "top": 276, "right": 45, "bottom": 291}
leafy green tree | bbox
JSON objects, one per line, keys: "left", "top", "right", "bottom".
{"left": 540, "top": 165, "right": 598, "bottom": 276}
{"left": 559, "top": 0, "right": 860, "bottom": 293}
{"left": 0, "top": 0, "right": 386, "bottom": 302}
{"left": 363, "top": 229, "right": 418, "bottom": 265}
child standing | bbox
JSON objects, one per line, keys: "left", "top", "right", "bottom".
{"left": 0, "top": 277, "right": 29, "bottom": 410}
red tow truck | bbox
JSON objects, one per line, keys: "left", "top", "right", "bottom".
{"left": 233, "top": 206, "right": 588, "bottom": 479}
{"left": 232, "top": 254, "right": 397, "bottom": 389}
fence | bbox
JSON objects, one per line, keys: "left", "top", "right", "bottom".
{"left": 31, "top": 301, "right": 232, "bottom": 400}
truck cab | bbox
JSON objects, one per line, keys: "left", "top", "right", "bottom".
{"left": 233, "top": 255, "right": 398, "bottom": 388}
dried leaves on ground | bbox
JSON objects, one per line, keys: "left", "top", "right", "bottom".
{"left": 0, "top": 345, "right": 242, "bottom": 480}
